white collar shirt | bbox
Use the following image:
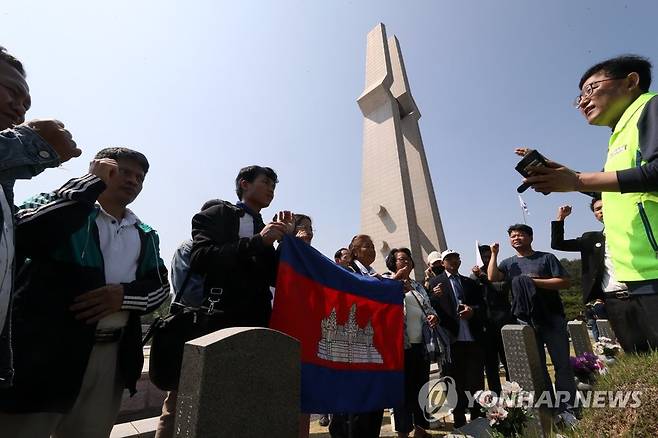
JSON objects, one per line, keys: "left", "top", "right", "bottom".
{"left": 238, "top": 210, "right": 255, "bottom": 239}
{"left": 354, "top": 259, "right": 377, "bottom": 276}
{"left": 95, "top": 206, "right": 140, "bottom": 330}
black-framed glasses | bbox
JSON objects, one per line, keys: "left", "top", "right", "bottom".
{"left": 573, "top": 77, "right": 626, "bottom": 107}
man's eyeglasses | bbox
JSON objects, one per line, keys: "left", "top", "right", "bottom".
{"left": 573, "top": 77, "right": 626, "bottom": 107}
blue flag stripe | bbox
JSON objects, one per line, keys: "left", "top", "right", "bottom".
{"left": 301, "top": 363, "right": 404, "bottom": 413}
{"left": 279, "top": 235, "right": 403, "bottom": 305}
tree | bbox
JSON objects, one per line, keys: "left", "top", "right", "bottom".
{"left": 559, "top": 258, "right": 583, "bottom": 321}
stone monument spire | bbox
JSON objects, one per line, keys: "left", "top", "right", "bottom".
{"left": 357, "top": 23, "right": 447, "bottom": 279}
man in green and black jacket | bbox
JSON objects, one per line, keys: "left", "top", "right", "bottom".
{"left": 0, "top": 148, "right": 169, "bottom": 438}
{"left": 523, "top": 55, "right": 658, "bottom": 353}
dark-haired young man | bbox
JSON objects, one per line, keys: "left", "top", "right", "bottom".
{"left": 0, "top": 46, "right": 82, "bottom": 389}
{"left": 521, "top": 55, "right": 658, "bottom": 352}
{"left": 488, "top": 224, "right": 576, "bottom": 426}
{"left": 0, "top": 148, "right": 170, "bottom": 438}
{"left": 191, "top": 165, "right": 291, "bottom": 329}
{"left": 334, "top": 247, "right": 352, "bottom": 268}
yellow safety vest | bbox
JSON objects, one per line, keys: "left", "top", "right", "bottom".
{"left": 603, "top": 92, "right": 658, "bottom": 281}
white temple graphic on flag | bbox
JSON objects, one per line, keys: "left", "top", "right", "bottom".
{"left": 317, "top": 304, "right": 383, "bottom": 364}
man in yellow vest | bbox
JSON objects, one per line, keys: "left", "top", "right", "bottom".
{"left": 522, "top": 55, "right": 658, "bottom": 353}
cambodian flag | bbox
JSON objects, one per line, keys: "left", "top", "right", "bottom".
{"left": 270, "top": 235, "right": 404, "bottom": 413}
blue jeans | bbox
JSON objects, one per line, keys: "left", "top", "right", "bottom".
{"left": 520, "top": 314, "right": 577, "bottom": 414}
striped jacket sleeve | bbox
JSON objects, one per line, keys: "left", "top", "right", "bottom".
{"left": 120, "top": 231, "right": 170, "bottom": 314}
{"left": 16, "top": 174, "right": 104, "bottom": 224}
{"left": 15, "top": 174, "right": 106, "bottom": 258}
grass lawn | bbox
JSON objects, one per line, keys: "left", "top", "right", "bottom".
{"left": 564, "top": 350, "right": 658, "bottom": 438}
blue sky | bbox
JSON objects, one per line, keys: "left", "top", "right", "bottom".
{"left": 5, "top": 0, "right": 658, "bottom": 268}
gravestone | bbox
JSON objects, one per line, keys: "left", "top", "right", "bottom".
{"left": 596, "top": 319, "right": 617, "bottom": 343}
{"left": 174, "top": 327, "right": 300, "bottom": 438}
{"left": 501, "top": 325, "right": 552, "bottom": 438}
{"left": 447, "top": 417, "right": 493, "bottom": 437}
{"left": 567, "top": 320, "right": 594, "bottom": 356}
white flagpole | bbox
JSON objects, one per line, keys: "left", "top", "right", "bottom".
{"left": 518, "top": 194, "right": 529, "bottom": 224}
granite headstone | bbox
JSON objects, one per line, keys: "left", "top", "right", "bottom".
{"left": 567, "top": 320, "right": 594, "bottom": 356}
{"left": 175, "top": 327, "right": 300, "bottom": 438}
{"left": 596, "top": 319, "right": 617, "bottom": 343}
{"left": 501, "top": 324, "right": 552, "bottom": 438}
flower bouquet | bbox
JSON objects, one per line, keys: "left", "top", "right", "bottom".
{"left": 594, "top": 337, "right": 622, "bottom": 364}
{"left": 570, "top": 352, "right": 606, "bottom": 390}
{"left": 475, "top": 381, "right": 532, "bottom": 438}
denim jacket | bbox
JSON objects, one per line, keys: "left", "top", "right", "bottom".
{"left": 0, "top": 126, "right": 58, "bottom": 388}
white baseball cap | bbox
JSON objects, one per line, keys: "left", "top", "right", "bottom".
{"left": 427, "top": 251, "right": 442, "bottom": 265}
{"left": 440, "top": 249, "right": 460, "bottom": 260}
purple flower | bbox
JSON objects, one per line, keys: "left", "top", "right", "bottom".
{"left": 572, "top": 353, "right": 599, "bottom": 372}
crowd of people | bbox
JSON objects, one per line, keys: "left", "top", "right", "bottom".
{"left": 0, "top": 44, "right": 657, "bottom": 438}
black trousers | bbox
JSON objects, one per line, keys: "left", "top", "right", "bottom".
{"left": 328, "top": 410, "right": 384, "bottom": 438}
{"left": 444, "top": 341, "right": 485, "bottom": 429}
{"left": 605, "top": 291, "right": 658, "bottom": 353}
{"left": 483, "top": 324, "right": 508, "bottom": 394}
{"left": 393, "top": 344, "right": 430, "bottom": 433}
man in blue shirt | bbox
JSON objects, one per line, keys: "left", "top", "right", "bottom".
{"left": 488, "top": 224, "right": 577, "bottom": 427}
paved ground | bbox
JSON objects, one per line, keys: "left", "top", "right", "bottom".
{"left": 308, "top": 411, "right": 452, "bottom": 437}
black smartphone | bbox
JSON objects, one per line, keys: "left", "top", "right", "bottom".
{"left": 515, "top": 149, "right": 549, "bottom": 194}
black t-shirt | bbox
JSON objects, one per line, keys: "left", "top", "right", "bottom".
{"left": 498, "top": 251, "right": 569, "bottom": 320}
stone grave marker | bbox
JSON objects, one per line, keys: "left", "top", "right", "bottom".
{"left": 501, "top": 325, "right": 552, "bottom": 438}
{"left": 446, "top": 417, "right": 493, "bottom": 437}
{"left": 567, "top": 320, "right": 593, "bottom": 356}
{"left": 596, "top": 319, "right": 617, "bottom": 343}
{"left": 175, "top": 327, "right": 300, "bottom": 438}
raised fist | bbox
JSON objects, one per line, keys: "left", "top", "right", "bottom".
{"left": 557, "top": 205, "right": 572, "bottom": 221}
{"left": 89, "top": 158, "right": 118, "bottom": 184}
{"left": 24, "top": 119, "right": 82, "bottom": 162}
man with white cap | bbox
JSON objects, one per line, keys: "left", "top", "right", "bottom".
{"left": 428, "top": 250, "right": 486, "bottom": 429}
{"left": 423, "top": 250, "right": 444, "bottom": 292}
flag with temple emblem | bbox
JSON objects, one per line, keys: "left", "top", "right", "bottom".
{"left": 269, "top": 235, "right": 404, "bottom": 413}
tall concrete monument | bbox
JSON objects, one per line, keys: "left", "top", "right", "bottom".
{"left": 358, "top": 23, "right": 446, "bottom": 278}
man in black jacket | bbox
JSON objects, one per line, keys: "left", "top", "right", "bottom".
{"left": 429, "top": 250, "right": 485, "bottom": 429}
{"left": 551, "top": 198, "right": 627, "bottom": 306}
{"left": 470, "top": 245, "right": 513, "bottom": 395}
{"left": 190, "top": 165, "right": 291, "bottom": 329}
